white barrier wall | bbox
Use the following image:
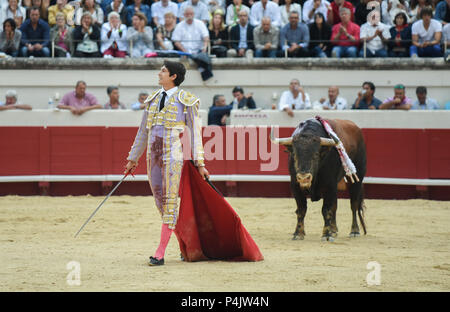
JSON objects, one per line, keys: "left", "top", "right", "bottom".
{"left": 0, "top": 109, "right": 449, "bottom": 129}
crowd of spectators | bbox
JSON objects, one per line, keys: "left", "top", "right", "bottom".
{"left": 1, "top": 0, "right": 449, "bottom": 58}
{"left": 206, "top": 80, "right": 447, "bottom": 125}
{"left": 1, "top": 79, "right": 447, "bottom": 122}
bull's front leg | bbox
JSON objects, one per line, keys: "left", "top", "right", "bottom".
{"left": 293, "top": 194, "right": 307, "bottom": 240}
{"left": 321, "top": 192, "right": 337, "bottom": 242}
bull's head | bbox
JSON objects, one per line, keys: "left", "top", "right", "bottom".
{"left": 271, "top": 123, "right": 337, "bottom": 189}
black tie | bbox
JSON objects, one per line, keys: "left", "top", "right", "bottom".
{"left": 159, "top": 91, "right": 167, "bottom": 111}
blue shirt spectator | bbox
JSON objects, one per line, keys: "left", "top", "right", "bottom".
{"left": 279, "top": 11, "right": 309, "bottom": 57}
{"left": 352, "top": 96, "right": 382, "bottom": 109}
{"left": 411, "top": 86, "right": 440, "bottom": 110}
{"left": 101, "top": 0, "right": 127, "bottom": 14}
{"left": 352, "top": 82, "right": 382, "bottom": 109}
{"left": 20, "top": 7, "right": 50, "bottom": 57}
{"left": 208, "top": 94, "right": 233, "bottom": 126}
{"left": 434, "top": 0, "right": 450, "bottom": 24}
{"left": 126, "top": 0, "right": 151, "bottom": 26}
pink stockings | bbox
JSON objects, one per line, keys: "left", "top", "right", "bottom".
{"left": 154, "top": 223, "right": 173, "bottom": 260}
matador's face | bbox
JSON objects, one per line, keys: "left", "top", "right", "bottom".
{"left": 158, "top": 66, "right": 176, "bottom": 88}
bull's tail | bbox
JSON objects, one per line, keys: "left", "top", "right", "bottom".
{"left": 358, "top": 200, "right": 367, "bottom": 235}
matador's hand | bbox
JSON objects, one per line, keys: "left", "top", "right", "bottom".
{"left": 198, "top": 166, "right": 209, "bottom": 180}
{"left": 124, "top": 161, "right": 137, "bottom": 175}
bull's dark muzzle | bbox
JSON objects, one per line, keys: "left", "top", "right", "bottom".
{"left": 296, "top": 173, "right": 313, "bottom": 188}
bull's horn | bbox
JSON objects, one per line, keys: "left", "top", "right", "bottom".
{"left": 270, "top": 127, "right": 292, "bottom": 145}
{"left": 320, "top": 138, "right": 338, "bottom": 146}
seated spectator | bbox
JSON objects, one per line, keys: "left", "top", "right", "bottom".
{"left": 25, "top": 0, "right": 50, "bottom": 23}
{"left": 101, "top": 11, "right": 128, "bottom": 57}
{"left": 379, "top": 0, "right": 392, "bottom": 26}
{"left": 172, "top": 6, "right": 209, "bottom": 54}
{"left": 411, "top": 86, "right": 440, "bottom": 109}
{"left": 178, "top": 0, "right": 210, "bottom": 24}
{"left": 280, "top": 11, "right": 309, "bottom": 57}
{"left": 328, "top": 0, "right": 354, "bottom": 25}
{"left": 104, "top": 86, "right": 126, "bottom": 109}
{"left": 203, "top": 0, "right": 225, "bottom": 14}
{"left": 104, "top": 0, "right": 128, "bottom": 25}
{"left": 352, "top": 81, "right": 382, "bottom": 109}
{"left": 50, "top": 12, "right": 72, "bottom": 57}
{"left": 387, "top": 12, "right": 412, "bottom": 57}
{"left": 410, "top": 7, "right": 443, "bottom": 57}
{"left": 231, "top": 86, "right": 256, "bottom": 109}
{"left": 319, "top": 86, "right": 348, "bottom": 110}
{"left": 0, "top": 18, "right": 21, "bottom": 56}
{"left": 131, "top": 90, "right": 148, "bottom": 110}
{"left": 331, "top": 7, "right": 360, "bottom": 58}
{"left": 20, "top": 6, "right": 50, "bottom": 57}
{"left": 127, "top": 12, "right": 153, "bottom": 57}
{"left": 359, "top": 15, "right": 391, "bottom": 57}
{"left": 0, "top": 0, "right": 26, "bottom": 31}
{"left": 227, "top": 8, "right": 254, "bottom": 57}
{"left": 225, "top": 0, "right": 250, "bottom": 27}
{"left": 434, "top": 0, "right": 450, "bottom": 25}
{"left": 279, "top": 0, "right": 302, "bottom": 27}
{"left": 208, "top": 9, "right": 228, "bottom": 57}
{"left": 444, "top": 23, "right": 450, "bottom": 60}
{"left": 278, "top": 79, "right": 311, "bottom": 117}
{"left": 208, "top": 94, "right": 233, "bottom": 126}
{"left": 380, "top": 84, "right": 412, "bottom": 110}
{"left": 302, "top": 0, "right": 331, "bottom": 25}
{"left": 47, "top": 0, "right": 75, "bottom": 27}
{"left": 154, "top": 11, "right": 176, "bottom": 50}
{"left": 72, "top": 12, "right": 102, "bottom": 57}
{"left": 387, "top": 0, "right": 410, "bottom": 26}
{"left": 354, "top": 0, "right": 373, "bottom": 26}
{"left": 409, "top": 0, "right": 434, "bottom": 23}
{"left": 126, "top": 0, "right": 151, "bottom": 27}
{"left": 57, "top": 80, "right": 102, "bottom": 115}
{"left": 250, "top": 0, "right": 281, "bottom": 28}
{"left": 352, "top": 0, "right": 395, "bottom": 26}
{"left": 0, "top": 90, "right": 32, "bottom": 110}
{"left": 151, "top": 0, "right": 178, "bottom": 28}
{"left": 308, "top": 12, "right": 332, "bottom": 57}
{"left": 75, "top": 0, "right": 104, "bottom": 27}
{"left": 253, "top": 16, "right": 279, "bottom": 58}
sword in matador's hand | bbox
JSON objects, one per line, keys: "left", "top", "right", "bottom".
{"left": 74, "top": 171, "right": 134, "bottom": 238}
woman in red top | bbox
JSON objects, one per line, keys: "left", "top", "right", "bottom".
{"left": 387, "top": 12, "right": 412, "bottom": 57}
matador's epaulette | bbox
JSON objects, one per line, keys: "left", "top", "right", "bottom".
{"left": 178, "top": 89, "right": 200, "bottom": 106}
{"left": 144, "top": 89, "right": 162, "bottom": 103}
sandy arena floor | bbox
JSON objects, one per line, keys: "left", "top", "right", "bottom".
{"left": 0, "top": 195, "right": 449, "bottom": 292}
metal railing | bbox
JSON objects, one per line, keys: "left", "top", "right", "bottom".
{"left": 13, "top": 37, "right": 448, "bottom": 58}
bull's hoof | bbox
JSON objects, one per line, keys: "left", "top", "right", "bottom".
{"left": 321, "top": 236, "right": 335, "bottom": 242}
{"left": 292, "top": 234, "right": 305, "bottom": 240}
{"left": 349, "top": 232, "right": 360, "bottom": 238}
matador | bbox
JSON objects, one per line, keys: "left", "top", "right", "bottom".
{"left": 125, "top": 60, "right": 209, "bottom": 266}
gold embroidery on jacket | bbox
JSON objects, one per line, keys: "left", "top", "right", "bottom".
{"left": 146, "top": 92, "right": 185, "bottom": 129}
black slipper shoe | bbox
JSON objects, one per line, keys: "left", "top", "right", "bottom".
{"left": 149, "top": 256, "right": 164, "bottom": 266}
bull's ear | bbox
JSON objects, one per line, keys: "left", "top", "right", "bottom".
{"left": 284, "top": 145, "right": 293, "bottom": 153}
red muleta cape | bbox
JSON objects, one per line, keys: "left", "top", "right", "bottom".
{"left": 174, "top": 161, "right": 264, "bottom": 262}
